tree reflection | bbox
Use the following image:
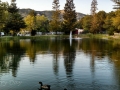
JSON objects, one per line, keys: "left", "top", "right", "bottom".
{"left": 0, "top": 40, "right": 25, "bottom": 77}
{"left": 27, "top": 40, "right": 37, "bottom": 62}
{"left": 0, "top": 37, "right": 120, "bottom": 88}
{"left": 50, "top": 37, "right": 61, "bottom": 75}
{"left": 63, "top": 39, "right": 76, "bottom": 77}
{"left": 0, "top": 42, "right": 7, "bottom": 71}
{"left": 79, "top": 39, "right": 113, "bottom": 71}
{"left": 79, "top": 38, "right": 120, "bottom": 89}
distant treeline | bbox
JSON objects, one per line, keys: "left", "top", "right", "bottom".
{"left": 77, "top": 10, "right": 120, "bottom": 35}
{"left": 0, "top": 0, "right": 120, "bottom": 36}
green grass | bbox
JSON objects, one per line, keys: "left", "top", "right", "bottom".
{"left": 0, "top": 35, "right": 70, "bottom": 41}
{"left": 0, "top": 34, "right": 120, "bottom": 41}
{"left": 79, "top": 33, "right": 120, "bottom": 40}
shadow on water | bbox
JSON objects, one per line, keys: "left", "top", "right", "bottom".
{"left": 0, "top": 37, "right": 120, "bottom": 89}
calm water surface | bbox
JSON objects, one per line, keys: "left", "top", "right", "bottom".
{"left": 0, "top": 37, "right": 120, "bottom": 90}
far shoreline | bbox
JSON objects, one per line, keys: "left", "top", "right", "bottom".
{"left": 0, "top": 34, "right": 120, "bottom": 41}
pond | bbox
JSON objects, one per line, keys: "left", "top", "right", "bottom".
{"left": 0, "top": 37, "right": 120, "bottom": 90}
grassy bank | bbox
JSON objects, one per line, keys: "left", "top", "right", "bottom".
{"left": 0, "top": 34, "right": 120, "bottom": 41}
{"left": 0, "top": 35, "right": 69, "bottom": 41}
{"left": 79, "top": 33, "right": 120, "bottom": 40}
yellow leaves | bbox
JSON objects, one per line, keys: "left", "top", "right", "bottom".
{"left": 36, "top": 15, "right": 47, "bottom": 21}
{"left": 115, "top": 10, "right": 120, "bottom": 16}
{"left": 24, "top": 15, "right": 35, "bottom": 30}
{"left": 24, "top": 15, "right": 48, "bottom": 31}
{"left": 112, "top": 17, "right": 120, "bottom": 25}
{"left": 24, "top": 15, "right": 34, "bottom": 24}
{"left": 36, "top": 15, "right": 48, "bottom": 27}
{"left": 112, "top": 10, "right": 120, "bottom": 30}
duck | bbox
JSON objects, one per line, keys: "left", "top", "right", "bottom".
{"left": 39, "top": 82, "right": 51, "bottom": 90}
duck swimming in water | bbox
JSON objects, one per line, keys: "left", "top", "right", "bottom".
{"left": 39, "top": 82, "right": 51, "bottom": 90}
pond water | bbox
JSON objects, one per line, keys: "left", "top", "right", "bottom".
{"left": 0, "top": 37, "right": 120, "bottom": 90}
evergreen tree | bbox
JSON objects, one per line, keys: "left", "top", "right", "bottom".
{"left": 4, "top": 0, "right": 26, "bottom": 35}
{"left": 49, "top": 0, "right": 60, "bottom": 34}
{"left": 91, "top": 0, "right": 98, "bottom": 15}
{"left": 90, "top": 0, "right": 98, "bottom": 33}
{"left": 52, "top": 0, "right": 60, "bottom": 11}
{"left": 8, "top": 0, "right": 18, "bottom": 13}
{"left": 111, "top": 0, "right": 120, "bottom": 9}
{"left": 63, "top": 0, "right": 77, "bottom": 34}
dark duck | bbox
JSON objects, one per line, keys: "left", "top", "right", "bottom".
{"left": 39, "top": 82, "right": 51, "bottom": 90}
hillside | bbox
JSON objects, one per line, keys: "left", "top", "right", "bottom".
{"left": 19, "top": 9, "right": 86, "bottom": 20}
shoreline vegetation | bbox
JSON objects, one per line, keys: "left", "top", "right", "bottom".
{"left": 80, "top": 33, "right": 120, "bottom": 40}
{"left": 0, "top": 33, "right": 120, "bottom": 41}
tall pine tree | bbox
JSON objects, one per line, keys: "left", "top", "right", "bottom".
{"left": 111, "top": 0, "right": 120, "bottom": 9}
{"left": 49, "top": 0, "right": 61, "bottom": 34}
{"left": 8, "top": 0, "right": 18, "bottom": 13}
{"left": 63, "top": 0, "right": 77, "bottom": 34}
{"left": 90, "top": 0, "right": 98, "bottom": 33}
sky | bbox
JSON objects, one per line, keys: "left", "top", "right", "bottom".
{"left": 1, "top": 0, "right": 115, "bottom": 14}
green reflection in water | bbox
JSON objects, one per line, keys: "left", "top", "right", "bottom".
{"left": 0, "top": 37, "right": 120, "bottom": 89}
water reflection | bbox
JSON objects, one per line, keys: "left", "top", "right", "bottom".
{"left": 51, "top": 37, "right": 61, "bottom": 76}
{"left": 0, "top": 40, "right": 25, "bottom": 77}
{"left": 0, "top": 38, "right": 120, "bottom": 89}
{"left": 63, "top": 39, "right": 76, "bottom": 77}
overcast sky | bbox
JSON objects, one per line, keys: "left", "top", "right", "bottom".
{"left": 2, "top": 0, "right": 114, "bottom": 14}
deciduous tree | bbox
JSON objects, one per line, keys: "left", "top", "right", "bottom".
{"left": 112, "top": 10, "right": 120, "bottom": 32}
{"left": 24, "top": 10, "right": 37, "bottom": 36}
{"left": 36, "top": 15, "right": 49, "bottom": 34}
{"left": 82, "top": 15, "right": 92, "bottom": 32}
{"left": 97, "top": 11, "right": 106, "bottom": 33}
{"left": 0, "top": 0, "right": 8, "bottom": 35}
{"left": 24, "top": 10, "right": 36, "bottom": 30}
{"left": 103, "top": 11, "right": 115, "bottom": 35}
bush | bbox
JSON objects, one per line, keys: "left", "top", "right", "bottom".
{"left": 108, "top": 27, "right": 114, "bottom": 35}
